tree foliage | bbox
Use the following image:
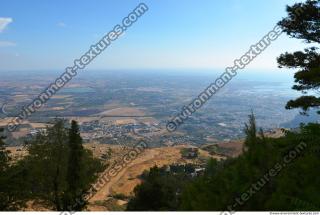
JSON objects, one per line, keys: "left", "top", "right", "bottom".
{"left": 182, "top": 121, "right": 320, "bottom": 211}
{"left": 277, "top": 0, "right": 320, "bottom": 113}
{"left": 127, "top": 164, "right": 195, "bottom": 211}
{"left": 0, "top": 128, "right": 29, "bottom": 210}
{"left": 127, "top": 116, "right": 320, "bottom": 211}
{"left": 0, "top": 120, "right": 104, "bottom": 211}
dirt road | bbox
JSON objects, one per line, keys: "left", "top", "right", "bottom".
{"left": 87, "top": 145, "right": 224, "bottom": 211}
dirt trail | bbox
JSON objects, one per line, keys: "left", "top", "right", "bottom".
{"left": 88, "top": 148, "right": 159, "bottom": 203}
{"left": 86, "top": 145, "right": 224, "bottom": 211}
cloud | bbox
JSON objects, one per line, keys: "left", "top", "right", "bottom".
{"left": 57, "top": 22, "right": 67, "bottom": 28}
{"left": 0, "top": 41, "right": 16, "bottom": 47}
{"left": 0, "top": 17, "right": 13, "bottom": 33}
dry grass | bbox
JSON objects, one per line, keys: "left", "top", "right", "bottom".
{"left": 5, "top": 142, "right": 234, "bottom": 211}
{"left": 113, "top": 119, "right": 137, "bottom": 125}
{"left": 87, "top": 144, "right": 225, "bottom": 211}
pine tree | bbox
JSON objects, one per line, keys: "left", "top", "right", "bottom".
{"left": 0, "top": 128, "right": 11, "bottom": 210}
{"left": 277, "top": 0, "right": 320, "bottom": 114}
{"left": 65, "top": 120, "right": 85, "bottom": 210}
{"left": 244, "top": 111, "right": 257, "bottom": 146}
{"left": 0, "top": 128, "right": 9, "bottom": 173}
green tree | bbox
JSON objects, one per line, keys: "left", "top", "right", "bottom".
{"left": 277, "top": 0, "right": 320, "bottom": 114}
{"left": 0, "top": 128, "right": 9, "bottom": 175}
{"left": 22, "top": 120, "right": 70, "bottom": 210}
{"left": 64, "top": 120, "right": 86, "bottom": 210}
{"left": 0, "top": 127, "right": 11, "bottom": 210}
{"left": 127, "top": 165, "right": 194, "bottom": 211}
{"left": 244, "top": 111, "right": 257, "bottom": 146}
{"left": 16, "top": 119, "right": 103, "bottom": 211}
{"left": 181, "top": 117, "right": 320, "bottom": 211}
{"left": 0, "top": 128, "right": 28, "bottom": 210}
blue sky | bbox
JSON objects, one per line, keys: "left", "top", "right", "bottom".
{"left": 0, "top": 0, "right": 308, "bottom": 71}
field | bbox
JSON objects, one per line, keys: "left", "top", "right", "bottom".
{"left": 97, "top": 107, "right": 148, "bottom": 117}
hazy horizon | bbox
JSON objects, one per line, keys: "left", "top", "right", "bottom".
{"left": 0, "top": 0, "right": 309, "bottom": 71}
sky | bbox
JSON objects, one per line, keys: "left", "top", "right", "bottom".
{"left": 0, "top": 0, "right": 309, "bottom": 71}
